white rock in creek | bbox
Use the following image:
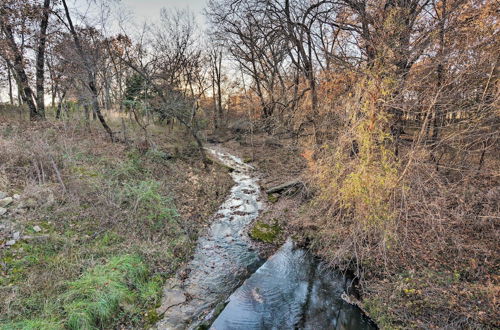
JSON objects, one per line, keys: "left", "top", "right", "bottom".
{"left": 0, "top": 207, "right": 7, "bottom": 216}
{"left": 0, "top": 192, "right": 7, "bottom": 199}
{"left": 5, "top": 240, "right": 16, "bottom": 246}
{"left": 13, "top": 231, "right": 20, "bottom": 240}
{"left": 33, "top": 225, "right": 42, "bottom": 232}
{"left": 0, "top": 197, "right": 13, "bottom": 208}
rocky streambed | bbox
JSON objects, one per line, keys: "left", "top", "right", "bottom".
{"left": 156, "top": 148, "right": 375, "bottom": 330}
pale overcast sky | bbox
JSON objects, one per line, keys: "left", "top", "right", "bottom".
{"left": 119, "top": 0, "right": 207, "bottom": 24}
{"left": 0, "top": 0, "right": 210, "bottom": 103}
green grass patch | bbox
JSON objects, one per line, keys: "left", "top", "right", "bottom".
{"left": 120, "top": 180, "right": 179, "bottom": 235}
{"left": 62, "top": 255, "right": 148, "bottom": 329}
{"left": 0, "top": 319, "right": 64, "bottom": 330}
{"left": 1, "top": 255, "right": 162, "bottom": 330}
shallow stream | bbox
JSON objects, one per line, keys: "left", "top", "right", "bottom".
{"left": 156, "top": 148, "right": 375, "bottom": 330}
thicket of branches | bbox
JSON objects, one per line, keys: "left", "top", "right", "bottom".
{"left": 0, "top": 0, "right": 220, "bottom": 162}
{"left": 0, "top": 0, "right": 498, "bottom": 326}
{"left": 0, "top": 0, "right": 498, "bottom": 268}
{"left": 207, "top": 0, "right": 499, "bottom": 269}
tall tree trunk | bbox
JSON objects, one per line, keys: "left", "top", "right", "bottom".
{"left": 56, "top": 90, "right": 66, "bottom": 119}
{"left": 0, "top": 10, "right": 40, "bottom": 119}
{"left": 211, "top": 69, "right": 218, "bottom": 129}
{"left": 46, "top": 58, "right": 58, "bottom": 108}
{"left": 51, "top": 86, "right": 56, "bottom": 108}
{"left": 215, "top": 50, "right": 224, "bottom": 127}
{"left": 432, "top": 0, "right": 447, "bottom": 144}
{"left": 7, "top": 65, "right": 14, "bottom": 105}
{"left": 62, "top": 0, "right": 114, "bottom": 140}
{"left": 104, "top": 74, "right": 112, "bottom": 110}
{"left": 35, "top": 0, "right": 50, "bottom": 119}
{"left": 17, "top": 81, "right": 23, "bottom": 106}
{"left": 83, "top": 102, "right": 90, "bottom": 129}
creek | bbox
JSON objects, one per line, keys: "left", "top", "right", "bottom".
{"left": 156, "top": 148, "right": 375, "bottom": 330}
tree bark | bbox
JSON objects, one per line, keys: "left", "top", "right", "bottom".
{"left": 7, "top": 64, "right": 14, "bottom": 105}
{"left": 431, "top": 0, "right": 447, "bottom": 144}
{"left": 266, "top": 180, "right": 303, "bottom": 194}
{"left": 215, "top": 51, "right": 224, "bottom": 127}
{"left": 0, "top": 9, "right": 40, "bottom": 119}
{"left": 35, "top": 0, "right": 51, "bottom": 118}
{"left": 56, "top": 90, "right": 66, "bottom": 119}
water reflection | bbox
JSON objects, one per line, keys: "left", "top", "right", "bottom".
{"left": 211, "top": 240, "right": 376, "bottom": 330}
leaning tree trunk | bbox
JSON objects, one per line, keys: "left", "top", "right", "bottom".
{"left": 62, "top": 0, "right": 114, "bottom": 140}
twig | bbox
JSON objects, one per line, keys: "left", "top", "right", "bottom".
{"left": 49, "top": 155, "right": 67, "bottom": 193}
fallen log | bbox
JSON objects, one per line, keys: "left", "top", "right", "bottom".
{"left": 266, "top": 180, "right": 303, "bottom": 194}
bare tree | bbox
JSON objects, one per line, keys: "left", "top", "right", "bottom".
{"left": 117, "top": 9, "right": 210, "bottom": 164}
{"left": 35, "top": 0, "right": 51, "bottom": 117}
{"left": 59, "top": 0, "right": 114, "bottom": 140}
{"left": 0, "top": 1, "right": 42, "bottom": 119}
{"left": 209, "top": 46, "right": 224, "bottom": 128}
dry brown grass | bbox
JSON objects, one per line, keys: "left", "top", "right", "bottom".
{"left": 216, "top": 121, "right": 499, "bottom": 329}
{"left": 0, "top": 112, "right": 233, "bottom": 327}
{"left": 301, "top": 144, "right": 500, "bottom": 328}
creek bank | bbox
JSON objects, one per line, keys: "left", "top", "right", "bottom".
{"left": 213, "top": 131, "right": 499, "bottom": 328}
{"left": 156, "top": 145, "right": 376, "bottom": 329}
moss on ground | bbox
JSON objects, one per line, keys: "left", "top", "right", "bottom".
{"left": 267, "top": 193, "right": 279, "bottom": 203}
{"left": 249, "top": 220, "right": 282, "bottom": 243}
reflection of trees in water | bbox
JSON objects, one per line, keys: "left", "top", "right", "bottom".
{"left": 213, "top": 242, "right": 375, "bottom": 329}
{"left": 303, "top": 266, "right": 374, "bottom": 330}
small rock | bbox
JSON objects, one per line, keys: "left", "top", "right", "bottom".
{"left": 5, "top": 240, "right": 16, "bottom": 246}
{"left": 0, "top": 207, "right": 7, "bottom": 216}
{"left": 0, "top": 192, "right": 7, "bottom": 199}
{"left": 33, "top": 225, "right": 42, "bottom": 232}
{"left": 13, "top": 194, "right": 20, "bottom": 200}
{"left": 13, "top": 231, "right": 20, "bottom": 240}
{"left": 0, "top": 197, "right": 13, "bottom": 208}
